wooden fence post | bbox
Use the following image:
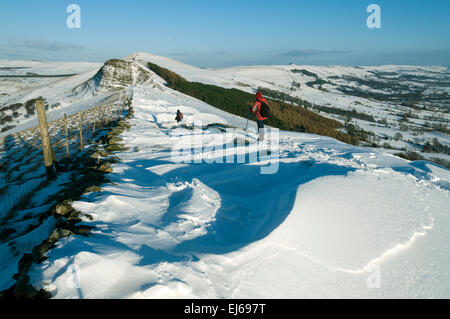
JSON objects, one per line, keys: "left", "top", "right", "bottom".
{"left": 101, "top": 106, "right": 107, "bottom": 127}
{"left": 106, "top": 105, "right": 110, "bottom": 125}
{"left": 36, "top": 99, "right": 55, "bottom": 179}
{"left": 92, "top": 108, "right": 97, "bottom": 136}
{"left": 78, "top": 111, "right": 83, "bottom": 150}
{"left": 92, "top": 121, "right": 96, "bottom": 136}
{"left": 106, "top": 105, "right": 111, "bottom": 125}
{"left": 64, "top": 114, "right": 70, "bottom": 160}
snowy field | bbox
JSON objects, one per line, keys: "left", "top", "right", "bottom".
{"left": 26, "top": 81, "right": 450, "bottom": 298}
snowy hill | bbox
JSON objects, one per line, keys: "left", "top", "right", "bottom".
{"left": 0, "top": 61, "right": 102, "bottom": 135}
{"left": 25, "top": 60, "right": 450, "bottom": 298}
{"left": 127, "top": 52, "right": 450, "bottom": 166}
{"left": 0, "top": 60, "right": 102, "bottom": 105}
{"left": 0, "top": 59, "right": 161, "bottom": 136}
{"left": 0, "top": 54, "right": 449, "bottom": 298}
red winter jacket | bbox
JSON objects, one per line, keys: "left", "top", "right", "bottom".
{"left": 251, "top": 92, "right": 268, "bottom": 121}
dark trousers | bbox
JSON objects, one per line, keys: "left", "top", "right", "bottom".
{"left": 257, "top": 120, "right": 265, "bottom": 141}
{"left": 257, "top": 120, "right": 265, "bottom": 128}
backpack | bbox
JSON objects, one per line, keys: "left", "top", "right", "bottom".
{"left": 258, "top": 100, "right": 270, "bottom": 118}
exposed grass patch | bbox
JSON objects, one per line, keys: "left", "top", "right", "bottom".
{"left": 422, "top": 138, "right": 450, "bottom": 155}
{"left": 257, "top": 87, "right": 376, "bottom": 123}
{"left": 394, "top": 151, "right": 450, "bottom": 169}
{"left": 394, "top": 151, "right": 425, "bottom": 161}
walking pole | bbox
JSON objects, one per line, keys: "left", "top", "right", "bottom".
{"left": 245, "top": 107, "right": 251, "bottom": 131}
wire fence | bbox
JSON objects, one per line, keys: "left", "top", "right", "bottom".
{"left": 0, "top": 90, "right": 130, "bottom": 220}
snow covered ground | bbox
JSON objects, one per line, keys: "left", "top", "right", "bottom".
{"left": 2, "top": 54, "right": 448, "bottom": 162}
{"left": 0, "top": 61, "right": 104, "bottom": 136}
{"left": 127, "top": 53, "right": 450, "bottom": 162}
{"left": 0, "top": 54, "right": 447, "bottom": 298}
{"left": 27, "top": 80, "right": 450, "bottom": 298}
{"left": 0, "top": 60, "right": 102, "bottom": 103}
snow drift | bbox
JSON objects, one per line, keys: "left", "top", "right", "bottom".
{"left": 26, "top": 74, "right": 449, "bottom": 298}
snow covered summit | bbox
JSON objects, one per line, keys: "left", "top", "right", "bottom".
{"left": 73, "top": 59, "right": 155, "bottom": 94}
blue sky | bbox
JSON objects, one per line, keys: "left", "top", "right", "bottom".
{"left": 0, "top": 0, "right": 449, "bottom": 67}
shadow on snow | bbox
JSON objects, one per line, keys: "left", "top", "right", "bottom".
{"left": 32, "top": 149, "right": 357, "bottom": 286}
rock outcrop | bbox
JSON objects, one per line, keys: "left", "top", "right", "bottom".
{"left": 74, "top": 59, "right": 152, "bottom": 94}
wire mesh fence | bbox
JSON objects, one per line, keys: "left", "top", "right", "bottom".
{"left": 0, "top": 90, "right": 130, "bottom": 219}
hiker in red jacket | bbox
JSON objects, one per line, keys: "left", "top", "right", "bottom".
{"left": 251, "top": 91, "right": 269, "bottom": 141}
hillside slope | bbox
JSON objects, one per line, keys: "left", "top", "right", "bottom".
{"left": 0, "top": 58, "right": 159, "bottom": 136}
{"left": 25, "top": 74, "right": 450, "bottom": 298}
{"left": 126, "top": 53, "right": 450, "bottom": 166}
